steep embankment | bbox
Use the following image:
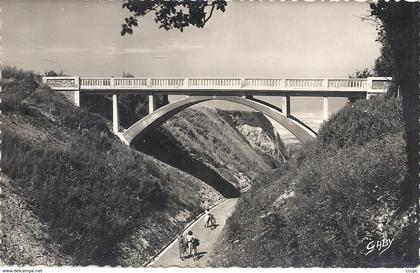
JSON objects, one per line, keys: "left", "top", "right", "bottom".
{"left": 0, "top": 68, "right": 224, "bottom": 266}
{"left": 133, "top": 106, "right": 285, "bottom": 192}
{"left": 211, "top": 96, "right": 416, "bottom": 267}
{"left": 1, "top": 67, "right": 286, "bottom": 266}
{"left": 215, "top": 109, "right": 288, "bottom": 162}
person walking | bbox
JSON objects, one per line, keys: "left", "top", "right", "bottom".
{"left": 186, "top": 231, "right": 197, "bottom": 260}
{"left": 204, "top": 209, "right": 211, "bottom": 228}
{"left": 209, "top": 213, "right": 217, "bottom": 229}
{"left": 178, "top": 235, "right": 186, "bottom": 261}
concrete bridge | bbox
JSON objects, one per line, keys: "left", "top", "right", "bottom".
{"left": 42, "top": 76, "right": 391, "bottom": 145}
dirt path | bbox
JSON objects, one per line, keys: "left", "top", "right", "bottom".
{"left": 150, "top": 198, "right": 239, "bottom": 267}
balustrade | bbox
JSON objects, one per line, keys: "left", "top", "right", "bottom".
{"left": 150, "top": 78, "right": 184, "bottom": 87}
{"left": 43, "top": 76, "right": 391, "bottom": 94}
{"left": 80, "top": 78, "right": 111, "bottom": 88}
{"left": 114, "top": 78, "right": 148, "bottom": 87}
{"left": 286, "top": 79, "right": 324, "bottom": 88}
{"left": 328, "top": 79, "right": 366, "bottom": 89}
{"left": 188, "top": 78, "right": 241, "bottom": 88}
{"left": 244, "top": 79, "right": 283, "bottom": 88}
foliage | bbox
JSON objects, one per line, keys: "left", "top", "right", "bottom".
{"left": 318, "top": 95, "right": 403, "bottom": 149}
{"left": 368, "top": 5, "right": 419, "bottom": 264}
{"left": 348, "top": 68, "right": 374, "bottom": 79}
{"left": 82, "top": 72, "right": 168, "bottom": 128}
{"left": 44, "top": 70, "right": 65, "bottom": 76}
{"left": 211, "top": 96, "right": 415, "bottom": 267}
{"left": 120, "top": 0, "right": 227, "bottom": 34}
{"left": 374, "top": 40, "right": 395, "bottom": 78}
{"left": 369, "top": 2, "right": 417, "bottom": 89}
{"left": 347, "top": 68, "right": 375, "bottom": 104}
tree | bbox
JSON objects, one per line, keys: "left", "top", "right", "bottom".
{"left": 370, "top": 1, "right": 419, "bottom": 266}
{"left": 347, "top": 68, "right": 375, "bottom": 104}
{"left": 374, "top": 39, "right": 395, "bottom": 78}
{"left": 348, "top": 68, "right": 374, "bottom": 79}
{"left": 121, "top": 0, "right": 227, "bottom": 34}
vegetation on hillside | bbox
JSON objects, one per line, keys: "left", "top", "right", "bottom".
{"left": 81, "top": 72, "right": 168, "bottom": 129}
{"left": 211, "top": 95, "right": 416, "bottom": 267}
{"left": 1, "top": 66, "right": 222, "bottom": 265}
{"left": 133, "top": 107, "right": 282, "bottom": 193}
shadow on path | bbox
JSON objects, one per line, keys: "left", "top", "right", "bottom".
{"left": 150, "top": 198, "right": 239, "bottom": 267}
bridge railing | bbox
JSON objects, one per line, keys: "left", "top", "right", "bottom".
{"left": 80, "top": 77, "right": 112, "bottom": 89}
{"left": 42, "top": 76, "right": 80, "bottom": 90}
{"left": 42, "top": 76, "right": 392, "bottom": 93}
{"left": 328, "top": 79, "right": 367, "bottom": 89}
{"left": 189, "top": 78, "right": 242, "bottom": 88}
{"left": 114, "top": 78, "right": 148, "bottom": 87}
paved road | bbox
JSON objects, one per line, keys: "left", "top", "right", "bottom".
{"left": 150, "top": 198, "right": 239, "bottom": 267}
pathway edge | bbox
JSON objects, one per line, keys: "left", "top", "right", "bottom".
{"left": 143, "top": 198, "right": 228, "bottom": 267}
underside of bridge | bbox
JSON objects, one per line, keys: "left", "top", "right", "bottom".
{"left": 118, "top": 96, "right": 317, "bottom": 145}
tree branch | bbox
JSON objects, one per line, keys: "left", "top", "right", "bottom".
{"left": 203, "top": 2, "right": 216, "bottom": 25}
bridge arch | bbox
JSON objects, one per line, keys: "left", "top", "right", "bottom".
{"left": 119, "top": 96, "right": 317, "bottom": 145}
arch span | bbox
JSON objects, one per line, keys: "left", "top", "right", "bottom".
{"left": 120, "top": 96, "right": 317, "bottom": 145}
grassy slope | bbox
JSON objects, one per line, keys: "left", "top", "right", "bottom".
{"left": 1, "top": 67, "right": 223, "bottom": 265}
{"left": 210, "top": 96, "right": 416, "bottom": 267}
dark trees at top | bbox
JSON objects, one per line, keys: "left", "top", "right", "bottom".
{"left": 120, "top": 0, "right": 227, "bottom": 35}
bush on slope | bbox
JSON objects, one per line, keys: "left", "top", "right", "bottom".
{"left": 211, "top": 96, "right": 415, "bottom": 267}
{"left": 1, "top": 67, "right": 221, "bottom": 265}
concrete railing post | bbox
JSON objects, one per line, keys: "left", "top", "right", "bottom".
{"left": 183, "top": 78, "right": 189, "bottom": 89}
{"left": 240, "top": 78, "right": 245, "bottom": 88}
{"left": 322, "top": 79, "right": 329, "bottom": 90}
{"left": 112, "top": 94, "right": 119, "bottom": 133}
{"left": 110, "top": 77, "right": 115, "bottom": 89}
{"left": 280, "top": 79, "right": 286, "bottom": 89}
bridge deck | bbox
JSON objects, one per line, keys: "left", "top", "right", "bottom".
{"left": 43, "top": 76, "right": 391, "bottom": 97}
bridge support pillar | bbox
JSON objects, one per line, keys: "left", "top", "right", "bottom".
{"left": 323, "top": 96, "right": 329, "bottom": 121}
{"left": 74, "top": 91, "right": 80, "bottom": 107}
{"left": 282, "top": 96, "right": 291, "bottom": 117}
{"left": 148, "top": 95, "right": 155, "bottom": 114}
{"left": 112, "top": 94, "right": 119, "bottom": 133}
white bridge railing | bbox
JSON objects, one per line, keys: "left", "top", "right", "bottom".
{"left": 42, "top": 76, "right": 392, "bottom": 94}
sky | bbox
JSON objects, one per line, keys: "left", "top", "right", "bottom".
{"left": 2, "top": 0, "right": 381, "bottom": 141}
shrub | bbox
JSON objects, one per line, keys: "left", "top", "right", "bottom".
{"left": 211, "top": 95, "right": 414, "bottom": 267}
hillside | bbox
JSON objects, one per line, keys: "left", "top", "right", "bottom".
{"left": 133, "top": 106, "right": 285, "bottom": 193}
{"left": 0, "top": 67, "right": 285, "bottom": 266}
{"left": 210, "top": 95, "right": 416, "bottom": 267}
{"left": 1, "top": 67, "right": 224, "bottom": 265}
